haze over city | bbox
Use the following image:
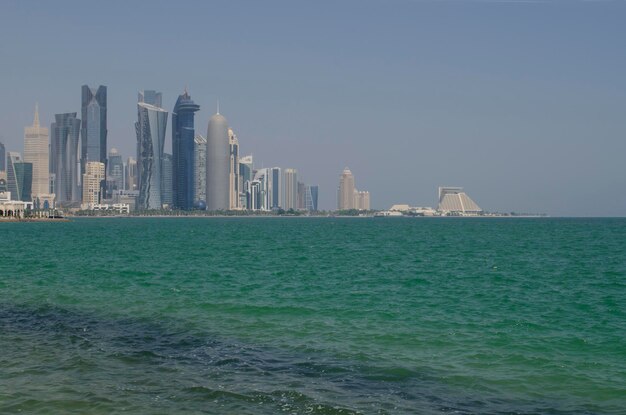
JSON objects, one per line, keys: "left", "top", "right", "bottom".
{"left": 1, "top": 0, "right": 625, "bottom": 215}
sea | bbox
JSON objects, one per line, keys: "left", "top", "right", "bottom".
{"left": 1, "top": 217, "right": 624, "bottom": 414}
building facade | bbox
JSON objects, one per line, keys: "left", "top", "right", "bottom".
{"left": 205, "top": 112, "right": 230, "bottom": 211}
{"left": 107, "top": 148, "right": 124, "bottom": 194}
{"left": 23, "top": 104, "right": 50, "bottom": 200}
{"left": 338, "top": 167, "right": 355, "bottom": 210}
{"left": 125, "top": 157, "right": 137, "bottom": 191}
{"left": 0, "top": 141, "right": 5, "bottom": 172}
{"left": 239, "top": 155, "right": 253, "bottom": 209}
{"left": 81, "top": 85, "right": 107, "bottom": 176}
{"left": 6, "top": 152, "right": 32, "bottom": 202}
{"left": 161, "top": 153, "right": 173, "bottom": 208}
{"left": 283, "top": 168, "right": 297, "bottom": 210}
{"left": 228, "top": 128, "right": 240, "bottom": 210}
{"left": 51, "top": 113, "right": 81, "bottom": 204}
{"left": 194, "top": 134, "right": 207, "bottom": 206}
{"left": 172, "top": 90, "right": 200, "bottom": 210}
{"left": 82, "top": 161, "right": 105, "bottom": 208}
{"left": 136, "top": 92, "right": 168, "bottom": 210}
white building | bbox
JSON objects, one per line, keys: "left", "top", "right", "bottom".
{"left": 437, "top": 187, "right": 482, "bottom": 215}
{"left": 82, "top": 161, "right": 105, "bottom": 208}
{"left": 24, "top": 104, "right": 51, "bottom": 201}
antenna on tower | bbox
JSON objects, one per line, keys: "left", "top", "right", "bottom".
{"left": 216, "top": 99, "right": 220, "bottom": 115}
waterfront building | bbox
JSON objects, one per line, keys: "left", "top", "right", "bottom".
{"left": 161, "top": 153, "right": 173, "bottom": 208}
{"left": 23, "top": 104, "right": 50, "bottom": 200}
{"left": 172, "top": 89, "right": 200, "bottom": 210}
{"left": 437, "top": 187, "right": 482, "bottom": 215}
{"left": 205, "top": 110, "right": 230, "bottom": 211}
{"left": 337, "top": 167, "right": 355, "bottom": 210}
{"left": 239, "top": 155, "right": 253, "bottom": 208}
{"left": 136, "top": 91, "right": 168, "bottom": 210}
{"left": 228, "top": 128, "right": 240, "bottom": 210}
{"left": 6, "top": 152, "right": 32, "bottom": 202}
{"left": 194, "top": 134, "right": 207, "bottom": 206}
{"left": 107, "top": 148, "right": 124, "bottom": 193}
{"left": 306, "top": 185, "right": 319, "bottom": 211}
{"left": 270, "top": 167, "right": 282, "bottom": 209}
{"left": 297, "top": 181, "right": 306, "bottom": 210}
{"left": 0, "top": 141, "right": 5, "bottom": 172}
{"left": 125, "top": 157, "right": 137, "bottom": 191}
{"left": 51, "top": 113, "right": 81, "bottom": 204}
{"left": 246, "top": 179, "right": 263, "bottom": 211}
{"left": 81, "top": 85, "right": 107, "bottom": 176}
{"left": 355, "top": 190, "right": 370, "bottom": 210}
{"left": 82, "top": 161, "right": 105, "bottom": 208}
{"left": 283, "top": 168, "right": 298, "bottom": 210}
{"left": 252, "top": 168, "right": 270, "bottom": 211}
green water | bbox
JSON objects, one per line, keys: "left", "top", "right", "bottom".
{"left": 1, "top": 217, "right": 625, "bottom": 414}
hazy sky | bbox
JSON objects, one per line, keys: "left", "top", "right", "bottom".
{"left": 1, "top": 0, "right": 625, "bottom": 215}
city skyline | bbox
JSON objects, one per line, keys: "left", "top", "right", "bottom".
{"left": 1, "top": 1, "right": 625, "bottom": 215}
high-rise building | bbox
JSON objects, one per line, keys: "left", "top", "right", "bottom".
{"left": 125, "top": 157, "right": 137, "bottom": 191}
{"left": 82, "top": 161, "right": 105, "bottom": 207}
{"left": 205, "top": 110, "right": 230, "bottom": 211}
{"left": 305, "top": 185, "right": 319, "bottom": 211}
{"left": 6, "top": 152, "right": 32, "bottom": 202}
{"left": 81, "top": 85, "right": 107, "bottom": 176}
{"left": 251, "top": 168, "right": 270, "bottom": 211}
{"left": 282, "top": 168, "right": 298, "bottom": 210}
{"left": 270, "top": 167, "right": 282, "bottom": 209}
{"left": 51, "top": 113, "right": 81, "bottom": 203}
{"left": 161, "top": 153, "right": 173, "bottom": 208}
{"left": 136, "top": 91, "right": 168, "bottom": 210}
{"left": 355, "top": 190, "right": 370, "bottom": 210}
{"left": 194, "top": 134, "right": 207, "bottom": 205}
{"left": 107, "top": 148, "right": 124, "bottom": 193}
{"left": 23, "top": 104, "right": 50, "bottom": 199}
{"left": 172, "top": 89, "right": 200, "bottom": 210}
{"left": 228, "top": 128, "right": 240, "bottom": 210}
{"left": 0, "top": 141, "right": 5, "bottom": 172}
{"left": 297, "top": 181, "right": 306, "bottom": 210}
{"left": 338, "top": 167, "right": 355, "bottom": 210}
{"left": 239, "top": 155, "right": 253, "bottom": 209}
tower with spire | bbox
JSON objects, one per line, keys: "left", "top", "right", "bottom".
{"left": 24, "top": 103, "right": 50, "bottom": 201}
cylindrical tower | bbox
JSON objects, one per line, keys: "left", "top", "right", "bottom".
{"left": 205, "top": 113, "right": 230, "bottom": 210}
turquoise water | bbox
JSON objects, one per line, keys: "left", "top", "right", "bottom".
{"left": 1, "top": 217, "right": 625, "bottom": 414}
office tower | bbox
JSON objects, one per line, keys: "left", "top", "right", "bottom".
{"left": 437, "top": 187, "right": 482, "bottom": 214}
{"left": 82, "top": 161, "right": 105, "bottom": 207}
{"left": 107, "top": 148, "right": 124, "bottom": 193}
{"left": 0, "top": 141, "right": 5, "bottom": 172}
{"left": 228, "top": 128, "right": 240, "bottom": 210}
{"left": 239, "top": 155, "right": 252, "bottom": 208}
{"left": 51, "top": 113, "right": 81, "bottom": 203}
{"left": 125, "top": 157, "right": 137, "bottom": 191}
{"left": 6, "top": 152, "right": 32, "bottom": 202}
{"left": 283, "top": 168, "right": 297, "bottom": 210}
{"left": 246, "top": 179, "right": 262, "bottom": 211}
{"left": 81, "top": 85, "right": 107, "bottom": 176}
{"left": 139, "top": 90, "right": 162, "bottom": 107}
{"left": 355, "top": 190, "right": 370, "bottom": 210}
{"left": 136, "top": 91, "right": 167, "bottom": 210}
{"left": 161, "top": 153, "right": 173, "bottom": 208}
{"left": 23, "top": 104, "right": 50, "bottom": 199}
{"left": 251, "top": 168, "right": 270, "bottom": 211}
{"left": 297, "top": 181, "right": 306, "bottom": 210}
{"left": 307, "top": 185, "right": 319, "bottom": 211}
{"left": 205, "top": 110, "right": 230, "bottom": 211}
{"left": 172, "top": 89, "right": 200, "bottom": 210}
{"left": 338, "top": 167, "right": 355, "bottom": 210}
{"left": 269, "top": 167, "right": 282, "bottom": 209}
{"left": 194, "top": 134, "right": 207, "bottom": 205}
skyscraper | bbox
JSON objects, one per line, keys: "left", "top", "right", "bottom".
{"left": 205, "top": 110, "right": 230, "bottom": 211}
{"left": 81, "top": 85, "right": 107, "bottom": 175}
{"left": 6, "top": 152, "right": 32, "bottom": 202}
{"left": 306, "top": 185, "right": 319, "bottom": 211}
{"left": 172, "top": 89, "right": 200, "bottom": 210}
{"left": 51, "top": 113, "right": 81, "bottom": 203}
{"left": 239, "top": 155, "right": 253, "bottom": 209}
{"left": 194, "top": 134, "right": 207, "bottom": 205}
{"left": 23, "top": 104, "right": 50, "bottom": 200}
{"left": 228, "top": 128, "right": 240, "bottom": 210}
{"left": 107, "top": 148, "right": 124, "bottom": 193}
{"left": 136, "top": 91, "right": 168, "bottom": 210}
{"left": 82, "top": 161, "right": 105, "bottom": 207}
{"left": 0, "top": 141, "right": 5, "bottom": 172}
{"left": 125, "top": 156, "right": 137, "bottom": 191}
{"left": 161, "top": 153, "right": 173, "bottom": 208}
{"left": 283, "top": 168, "right": 298, "bottom": 210}
{"left": 355, "top": 190, "right": 370, "bottom": 210}
{"left": 270, "top": 167, "right": 282, "bottom": 209}
{"left": 338, "top": 167, "right": 355, "bottom": 210}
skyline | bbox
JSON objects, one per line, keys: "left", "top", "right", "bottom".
{"left": 1, "top": 1, "right": 625, "bottom": 215}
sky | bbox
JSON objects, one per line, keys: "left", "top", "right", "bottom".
{"left": 1, "top": 0, "right": 625, "bottom": 215}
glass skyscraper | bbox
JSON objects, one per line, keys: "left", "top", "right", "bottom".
{"left": 51, "top": 113, "right": 81, "bottom": 203}
{"left": 6, "top": 152, "right": 32, "bottom": 202}
{"left": 172, "top": 90, "right": 200, "bottom": 210}
{"left": 136, "top": 91, "right": 168, "bottom": 210}
{"left": 81, "top": 85, "right": 107, "bottom": 174}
